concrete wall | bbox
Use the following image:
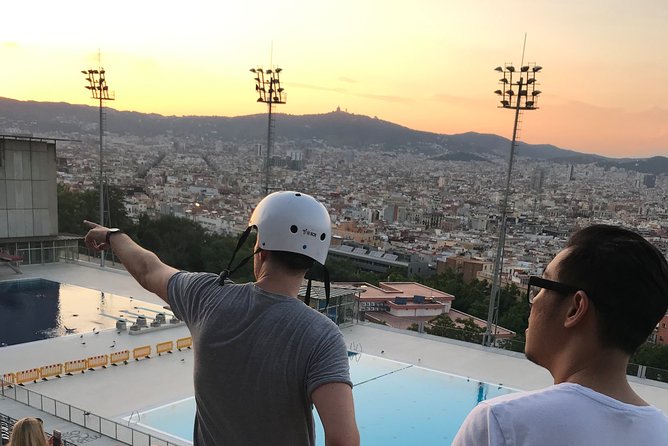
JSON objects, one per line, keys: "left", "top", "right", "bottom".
{"left": 0, "top": 139, "right": 58, "bottom": 238}
{"left": 389, "top": 307, "right": 444, "bottom": 317}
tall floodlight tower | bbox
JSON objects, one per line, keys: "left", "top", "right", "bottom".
{"left": 250, "top": 67, "right": 286, "bottom": 196}
{"left": 82, "top": 67, "right": 115, "bottom": 267}
{"left": 482, "top": 62, "right": 542, "bottom": 347}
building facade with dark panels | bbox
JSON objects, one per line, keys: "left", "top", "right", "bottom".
{"left": 328, "top": 245, "right": 409, "bottom": 274}
{"left": 0, "top": 135, "right": 80, "bottom": 265}
{"left": 0, "top": 136, "right": 58, "bottom": 238}
{"left": 299, "top": 283, "right": 360, "bottom": 326}
{"left": 328, "top": 244, "right": 434, "bottom": 277}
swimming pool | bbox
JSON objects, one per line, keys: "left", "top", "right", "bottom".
{"left": 130, "top": 353, "right": 515, "bottom": 445}
{"left": 0, "top": 278, "right": 168, "bottom": 346}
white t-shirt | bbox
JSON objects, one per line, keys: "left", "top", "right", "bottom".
{"left": 452, "top": 382, "right": 668, "bottom": 445}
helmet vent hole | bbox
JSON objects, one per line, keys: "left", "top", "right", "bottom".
{"left": 295, "top": 193, "right": 301, "bottom": 197}
{"left": 290, "top": 225, "right": 298, "bottom": 233}
{"left": 320, "top": 233, "right": 326, "bottom": 241}
{"left": 262, "top": 242, "right": 266, "bottom": 246}
{"left": 303, "top": 245, "right": 307, "bottom": 250}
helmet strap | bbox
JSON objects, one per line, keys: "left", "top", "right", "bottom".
{"left": 323, "top": 266, "right": 330, "bottom": 308}
{"left": 218, "top": 227, "right": 257, "bottom": 285}
{"left": 305, "top": 279, "right": 312, "bottom": 306}
{"left": 303, "top": 265, "right": 330, "bottom": 309}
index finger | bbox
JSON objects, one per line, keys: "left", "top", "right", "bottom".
{"left": 83, "top": 220, "right": 100, "bottom": 229}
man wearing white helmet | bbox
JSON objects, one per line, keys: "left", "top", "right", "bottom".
{"left": 83, "top": 191, "right": 359, "bottom": 446}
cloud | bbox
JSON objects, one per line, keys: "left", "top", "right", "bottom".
{"left": 352, "top": 92, "right": 413, "bottom": 104}
{"left": 290, "top": 82, "right": 348, "bottom": 93}
{"left": 290, "top": 82, "right": 411, "bottom": 104}
{"left": 431, "top": 93, "right": 488, "bottom": 107}
{"left": 338, "top": 76, "right": 357, "bottom": 84}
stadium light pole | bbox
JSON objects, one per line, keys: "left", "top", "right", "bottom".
{"left": 483, "top": 62, "right": 542, "bottom": 347}
{"left": 82, "top": 67, "right": 114, "bottom": 267}
{"left": 250, "top": 67, "right": 286, "bottom": 196}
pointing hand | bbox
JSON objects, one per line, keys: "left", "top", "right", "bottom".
{"left": 83, "top": 220, "right": 110, "bottom": 251}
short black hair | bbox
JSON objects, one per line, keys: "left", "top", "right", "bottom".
{"left": 267, "top": 250, "right": 315, "bottom": 273}
{"left": 558, "top": 224, "right": 668, "bottom": 354}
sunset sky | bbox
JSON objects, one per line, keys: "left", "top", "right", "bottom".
{"left": 1, "top": 1, "right": 667, "bottom": 158}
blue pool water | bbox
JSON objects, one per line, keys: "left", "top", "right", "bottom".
{"left": 132, "top": 353, "right": 515, "bottom": 445}
{"left": 0, "top": 278, "right": 167, "bottom": 346}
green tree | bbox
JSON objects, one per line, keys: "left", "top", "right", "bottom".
{"left": 131, "top": 214, "right": 208, "bottom": 271}
{"left": 430, "top": 313, "right": 456, "bottom": 328}
{"left": 105, "top": 185, "right": 133, "bottom": 230}
{"left": 498, "top": 284, "right": 530, "bottom": 334}
{"left": 453, "top": 317, "right": 485, "bottom": 343}
{"left": 386, "top": 267, "right": 410, "bottom": 282}
{"left": 497, "top": 336, "right": 526, "bottom": 353}
{"left": 632, "top": 343, "right": 668, "bottom": 370}
{"left": 325, "top": 257, "right": 386, "bottom": 284}
{"left": 57, "top": 184, "right": 90, "bottom": 234}
{"left": 57, "top": 184, "right": 131, "bottom": 235}
{"left": 200, "top": 233, "right": 257, "bottom": 283}
{"left": 426, "top": 314, "right": 484, "bottom": 343}
{"left": 126, "top": 215, "right": 258, "bottom": 282}
{"left": 423, "top": 269, "right": 490, "bottom": 318}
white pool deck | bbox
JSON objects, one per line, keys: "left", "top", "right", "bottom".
{"left": 2, "top": 261, "right": 668, "bottom": 445}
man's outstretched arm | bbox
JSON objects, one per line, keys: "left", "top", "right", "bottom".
{"left": 312, "top": 382, "right": 360, "bottom": 446}
{"left": 83, "top": 220, "right": 178, "bottom": 304}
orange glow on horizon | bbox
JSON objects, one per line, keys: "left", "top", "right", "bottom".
{"left": 1, "top": 1, "right": 667, "bottom": 159}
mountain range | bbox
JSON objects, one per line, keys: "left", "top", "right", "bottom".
{"left": 0, "top": 97, "right": 666, "bottom": 175}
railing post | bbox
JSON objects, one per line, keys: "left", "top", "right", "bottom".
{"left": 637, "top": 365, "right": 647, "bottom": 379}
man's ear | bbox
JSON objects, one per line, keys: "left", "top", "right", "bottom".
{"left": 564, "top": 290, "right": 590, "bottom": 328}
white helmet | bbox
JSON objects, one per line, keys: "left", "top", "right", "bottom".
{"left": 249, "top": 191, "right": 331, "bottom": 265}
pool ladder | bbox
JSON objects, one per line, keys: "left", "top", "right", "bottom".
{"left": 127, "top": 410, "right": 141, "bottom": 426}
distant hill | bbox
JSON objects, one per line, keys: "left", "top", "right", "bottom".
{"left": 596, "top": 156, "right": 668, "bottom": 175}
{"left": 0, "top": 97, "right": 666, "bottom": 174}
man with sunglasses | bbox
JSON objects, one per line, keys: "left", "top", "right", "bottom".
{"left": 453, "top": 224, "right": 668, "bottom": 445}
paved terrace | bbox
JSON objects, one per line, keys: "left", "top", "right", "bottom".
{"left": 1, "top": 261, "right": 668, "bottom": 445}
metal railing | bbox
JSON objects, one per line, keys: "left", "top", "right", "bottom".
{"left": 1, "top": 379, "right": 180, "bottom": 446}
{"left": 419, "top": 326, "right": 668, "bottom": 384}
{"left": 626, "top": 363, "right": 668, "bottom": 383}
{"left": 0, "top": 239, "right": 81, "bottom": 266}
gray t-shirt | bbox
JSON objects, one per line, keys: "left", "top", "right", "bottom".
{"left": 168, "top": 272, "right": 352, "bottom": 446}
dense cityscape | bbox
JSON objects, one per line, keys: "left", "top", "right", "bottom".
{"left": 39, "top": 109, "right": 668, "bottom": 286}
{"left": 2, "top": 99, "right": 668, "bottom": 445}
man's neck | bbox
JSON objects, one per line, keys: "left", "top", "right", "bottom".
{"left": 554, "top": 349, "right": 648, "bottom": 406}
{"left": 254, "top": 271, "right": 304, "bottom": 298}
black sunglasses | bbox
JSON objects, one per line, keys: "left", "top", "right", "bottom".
{"left": 527, "top": 275, "right": 582, "bottom": 305}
